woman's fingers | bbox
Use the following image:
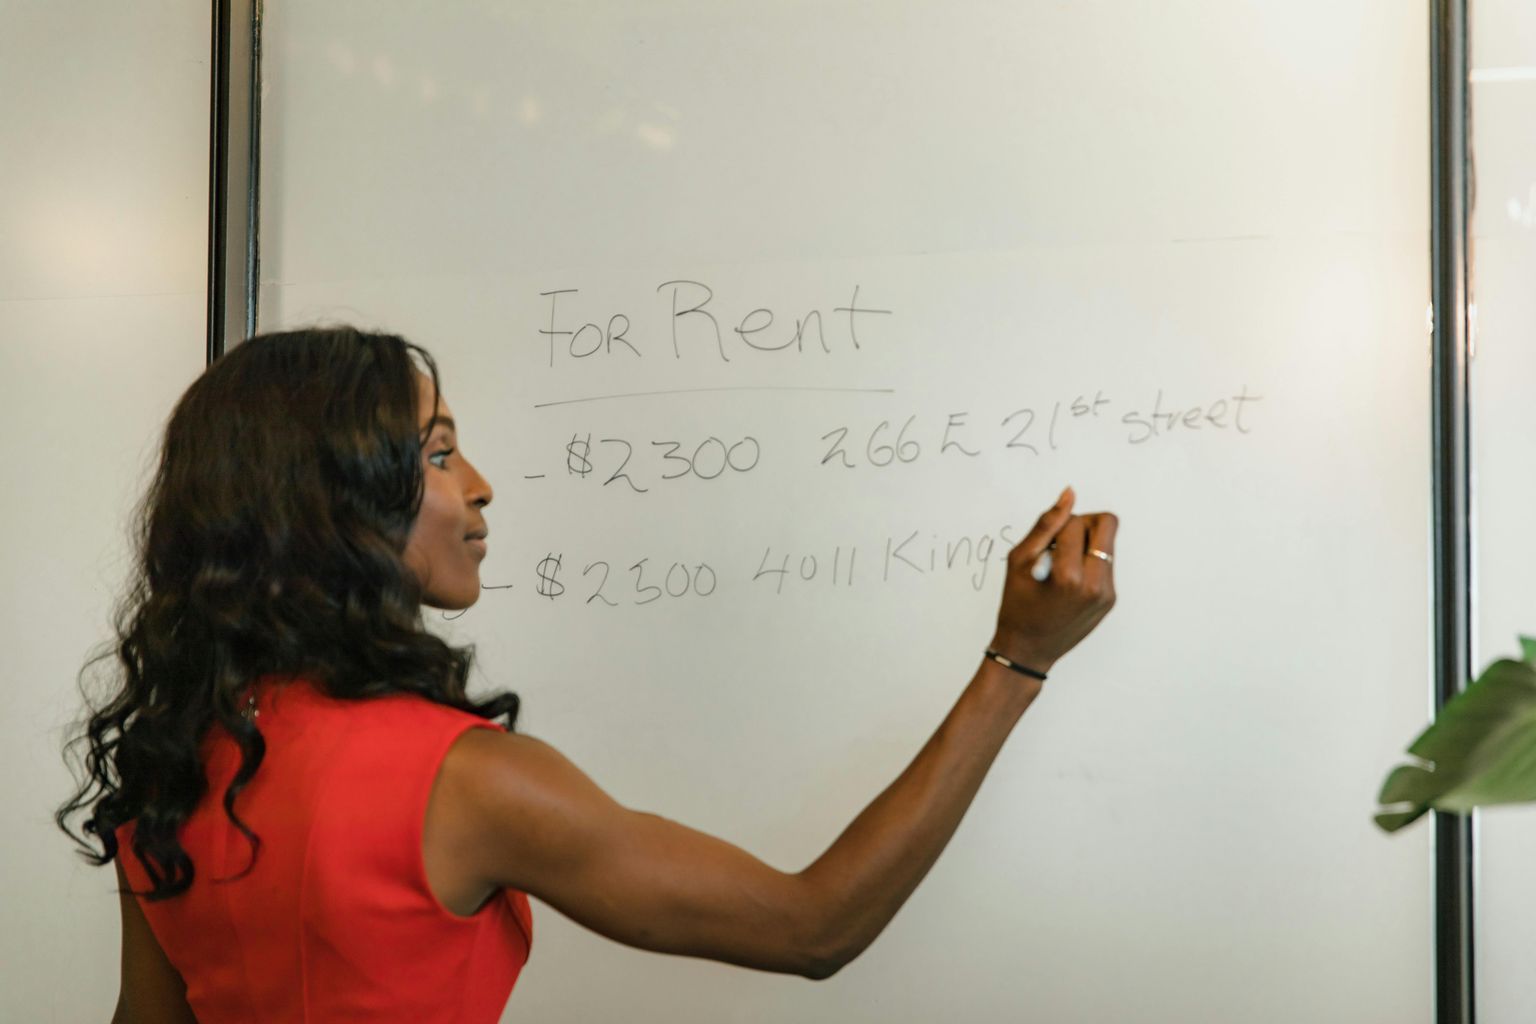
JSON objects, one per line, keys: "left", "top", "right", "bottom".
{"left": 1010, "top": 487, "right": 1076, "bottom": 574}
{"left": 1048, "top": 515, "right": 1088, "bottom": 587}
{"left": 994, "top": 490, "right": 1079, "bottom": 673}
{"left": 1079, "top": 512, "right": 1119, "bottom": 594}
{"left": 995, "top": 492, "right": 1120, "bottom": 671}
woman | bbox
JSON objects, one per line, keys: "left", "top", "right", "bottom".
{"left": 59, "top": 326, "right": 1117, "bottom": 1022}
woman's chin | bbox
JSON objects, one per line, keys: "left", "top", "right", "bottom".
{"left": 424, "top": 581, "right": 481, "bottom": 612}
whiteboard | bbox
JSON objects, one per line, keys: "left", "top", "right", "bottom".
{"left": 1468, "top": 2, "right": 1536, "bottom": 1021}
{"left": 260, "top": 3, "right": 1435, "bottom": 1021}
{"left": 0, "top": 2, "right": 210, "bottom": 1021}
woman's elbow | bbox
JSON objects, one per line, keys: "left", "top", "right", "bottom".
{"left": 786, "top": 877, "right": 866, "bottom": 980}
{"left": 798, "top": 937, "right": 870, "bottom": 980}
{"left": 793, "top": 920, "right": 864, "bottom": 980}
{"left": 798, "top": 954, "right": 845, "bottom": 981}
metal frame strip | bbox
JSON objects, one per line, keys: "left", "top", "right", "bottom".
{"left": 204, "top": 0, "right": 230, "bottom": 363}
{"left": 1430, "top": 1, "right": 1475, "bottom": 1021}
{"left": 205, "top": 0, "right": 260, "bottom": 363}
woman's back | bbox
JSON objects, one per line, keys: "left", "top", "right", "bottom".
{"left": 115, "top": 675, "right": 533, "bottom": 1024}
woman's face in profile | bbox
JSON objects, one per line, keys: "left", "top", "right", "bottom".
{"left": 403, "top": 370, "right": 493, "bottom": 609}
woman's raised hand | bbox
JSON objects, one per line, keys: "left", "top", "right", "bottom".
{"left": 990, "top": 487, "right": 1117, "bottom": 677}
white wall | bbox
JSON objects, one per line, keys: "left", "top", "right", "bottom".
{"left": 1470, "top": 3, "right": 1536, "bottom": 1021}
{"left": 0, "top": 3, "right": 209, "bottom": 1020}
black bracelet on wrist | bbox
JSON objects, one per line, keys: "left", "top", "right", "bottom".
{"left": 984, "top": 649, "right": 1048, "bottom": 681}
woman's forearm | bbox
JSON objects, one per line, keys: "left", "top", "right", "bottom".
{"left": 795, "top": 658, "right": 1042, "bottom": 975}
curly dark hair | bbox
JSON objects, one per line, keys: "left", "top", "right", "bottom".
{"left": 55, "top": 325, "right": 519, "bottom": 901}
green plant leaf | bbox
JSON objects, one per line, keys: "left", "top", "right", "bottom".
{"left": 1376, "top": 648, "right": 1536, "bottom": 832}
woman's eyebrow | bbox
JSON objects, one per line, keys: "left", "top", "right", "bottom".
{"left": 425, "top": 416, "right": 457, "bottom": 435}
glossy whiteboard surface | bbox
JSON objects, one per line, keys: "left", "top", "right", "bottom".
{"left": 261, "top": 4, "right": 1434, "bottom": 1021}
{"left": 1469, "top": 3, "right": 1536, "bottom": 1021}
{"left": 0, "top": 2, "right": 209, "bottom": 1020}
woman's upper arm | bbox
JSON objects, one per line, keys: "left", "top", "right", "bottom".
{"left": 438, "top": 729, "right": 834, "bottom": 978}
{"left": 112, "top": 858, "right": 198, "bottom": 1024}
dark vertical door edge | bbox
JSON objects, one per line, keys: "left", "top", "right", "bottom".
{"left": 244, "top": 1, "right": 262, "bottom": 342}
{"left": 1430, "top": 1, "right": 1475, "bottom": 1022}
{"left": 205, "top": 0, "right": 260, "bottom": 366}
{"left": 205, "top": 0, "right": 230, "bottom": 365}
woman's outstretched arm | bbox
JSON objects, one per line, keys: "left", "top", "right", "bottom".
{"left": 432, "top": 489, "right": 1116, "bottom": 978}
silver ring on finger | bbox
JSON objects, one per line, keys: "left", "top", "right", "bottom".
{"left": 1088, "top": 548, "right": 1113, "bottom": 564}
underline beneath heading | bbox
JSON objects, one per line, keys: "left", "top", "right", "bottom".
{"left": 533, "top": 385, "right": 897, "bottom": 409}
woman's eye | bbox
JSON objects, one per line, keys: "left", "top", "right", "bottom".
{"left": 429, "top": 447, "right": 455, "bottom": 469}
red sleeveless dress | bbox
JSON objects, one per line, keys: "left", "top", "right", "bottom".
{"left": 116, "top": 675, "right": 533, "bottom": 1023}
